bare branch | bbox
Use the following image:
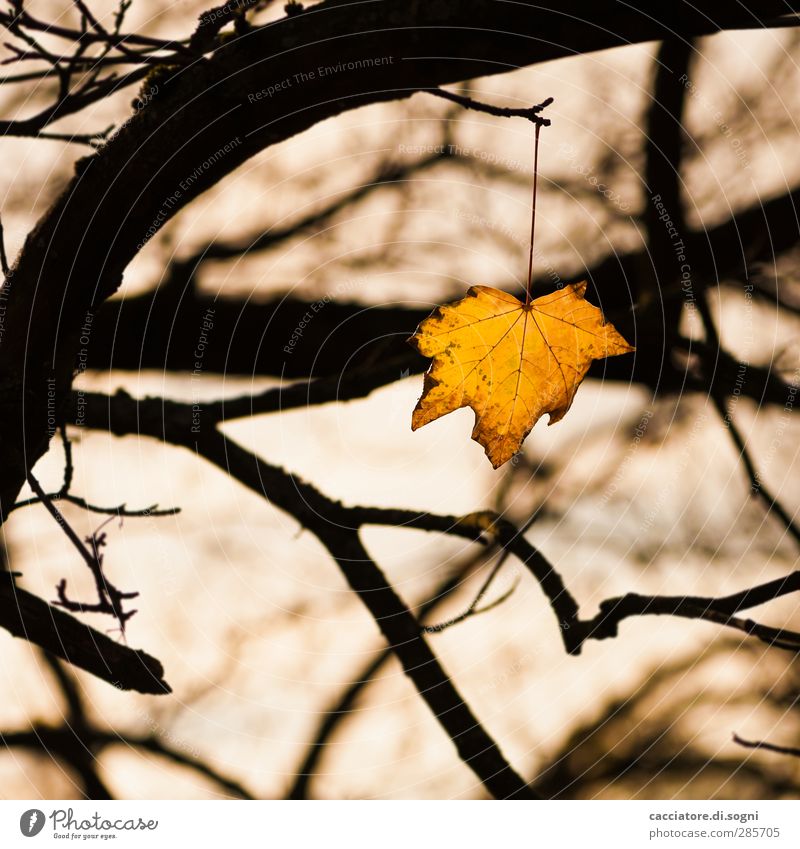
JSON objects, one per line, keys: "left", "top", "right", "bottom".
{"left": 425, "top": 88, "right": 553, "bottom": 126}
{"left": 733, "top": 733, "right": 800, "bottom": 759}
{"left": 26, "top": 473, "right": 140, "bottom": 634}
{"left": 0, "top": 573, "right": 169, "bottom": 693}
{"left": 0, "top": 214, "right": 9, "bottom": 277}
{"left": 11, "top": 492, "right": 179, "bottom": 518}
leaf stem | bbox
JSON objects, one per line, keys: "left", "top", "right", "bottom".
{"left": 525, "top": 122, "right": 542, "bottom": 306}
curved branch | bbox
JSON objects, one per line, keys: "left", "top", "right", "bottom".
{"left": 1, "top": 0, "right": 797, "bottom": 519}
{"left": 0, "top": 573, "right": 170, "bottom": 694}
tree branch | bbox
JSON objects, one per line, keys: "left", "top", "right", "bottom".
{"left": 62, "top": 385, "right": 800, "bottom": 793}
{"left": 733, "top": 733, "right": 800, "bottom": 759}
{"left": 3, "top": 0, "right": 798, "bottom": 521}
{"left": 0, "top": 573, "right": 170, "bottom": 694}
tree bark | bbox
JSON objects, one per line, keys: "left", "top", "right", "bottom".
{"left": 0, "top": 0, "right": 793, "bottom": 519}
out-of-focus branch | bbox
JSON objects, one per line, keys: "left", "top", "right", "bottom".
{"left": 733, "top": 733, "right": 800, "bottom": 759}
{"left": 0, "top": 644, "right": 248, "bottom": 799}
{"left": 0, "top": 0, "right": 195, "bottom": 143}
{"left": 288, "top": 541, "right": 514, "bottom": 798}
{"left": 171, "top": 149, "right": 454, "bottom": 273}
{"left": 0, "top": 725, "right": 253, "bottom": 799}
{"left": 67, "top": 392, "right": 800, "bottom": 661}
{"left": 5, "top": 0, "right": 800, "bottom": 528}
{"left": 710, "top": 391, "right": 800, "bottom": 546}
{"left": 80, "top": 170, "right": 800, "bottom": 424}
{"left": 35, "top": 652, "right": 112, "bottom": 799}
{"left": 68, "top": 391, "right": 535, "bottom": 799}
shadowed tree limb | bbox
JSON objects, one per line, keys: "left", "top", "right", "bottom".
{"left": 4, "top": 0, "right": 800, "bottom": 523}
{"left": 36, "top": 652, "right": 112, "bottom": 799}
{"left": 733, "top": 733, "right": 800, "bottom": 759}
{"left": 289, "top": 510, "right": 544, "bottom": 798}
{"left": 67, "top": 390, "right": 800, "bottom": 662}
{"left": 58, "top": 387, "right": 800, "bottom": 795}
{"left": 0, "top": 725, "right": 254, "bottom": 799}
{"left": 689, "top": 240, "right": 800, "bottom": 546}
{"left": 67, "top": 392, "right": 535, "bottom": 798}
{"left": 0, "top": 573, "right": 170, "bottom": 694}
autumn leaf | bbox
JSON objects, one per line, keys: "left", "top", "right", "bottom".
{"left": 409, "top": 281, "right": 635, "bottom": 468}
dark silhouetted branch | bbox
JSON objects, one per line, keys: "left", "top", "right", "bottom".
{"left": 68, "top": 389, "right": 534, "bottom": 798}
{"left": 0, "top": 725, "right": 253, "bottom": 799}
{"left": 5, "top": 0, "right": 800, "bottom": 525}
{"left": 26, "top": 473, "right": 140, "bottom": 634}
{"left": 733, "top": 733, "right": 800, "bottom": 759}
{"left": 0, "top": 573, "right": 170, "bottom": 694}
{"left": 426, "top": 88, "right": 553, "bottom": 126}
{"left": 69, "top": 389, "right": 800, "bottom": 659}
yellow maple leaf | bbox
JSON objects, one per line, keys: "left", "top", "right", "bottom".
{"left": 409, "top": 281, "right": 635, "bottom": 468}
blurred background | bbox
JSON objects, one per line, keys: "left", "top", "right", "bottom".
{"left": 0, "top": 0, "right": 799, "bottom": 799}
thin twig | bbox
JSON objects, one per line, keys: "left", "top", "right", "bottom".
{"left": 27, "top": 472, "right": 140, "bottom": 634}
{"left": 697, "top": 292, "right": 800, "bottom": 546}
{"left": 426, "top": 88, "right": 553, "bottom": 126}
{"left": 423, "top": 510, "right": 541, "bottom": 633}
{"left": 0, "top": 213, "right": 9, "bottom": 277}
{"left": 10, "top": 492, "right": 179, "bottom": 517}
{"left": 733, "top": 733, "right": 800, "bottom": 758}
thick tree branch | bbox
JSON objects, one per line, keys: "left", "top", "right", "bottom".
{"left": 65, "top": 388, "right": 800, "bottom": 760}
{"left": 67, "top": 391, "right": 534, "bottom": 797}
{"left": 2, "top": 0, "right": 798, "bottom": 522}
{"left": 0, "top": 573, "right": 170, "bottom": 694}
{"left": 287, "top": 550, "right": 496, "bottom": 798}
